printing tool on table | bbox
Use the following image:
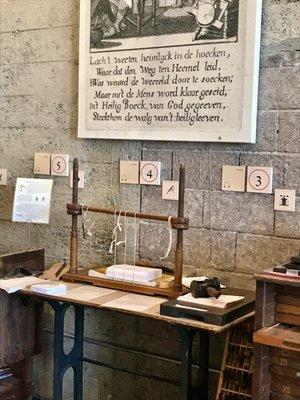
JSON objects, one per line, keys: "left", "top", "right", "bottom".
{"left": 271, "top": 252, "right": 300, "bottom": 276}
{"left": 190, "top": 277, "right": 221, "bottom": 299}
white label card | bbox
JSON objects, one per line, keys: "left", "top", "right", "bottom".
{"left": 162, "top": 180, "right": 179, "bottom": 200}
{"left": 51, "top": 154, "right": 69, "bottom": 176}
{"left": 246, "top": 166, "right": 273, "bottom": 194}
{"left": 140, "top": 161, "right": 161, "bottom": 186}
{"left": 12, "top": 178, "right": 53, "bottom": 224}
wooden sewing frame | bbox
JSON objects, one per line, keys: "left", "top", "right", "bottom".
{"left": 63, "top": 158, "right": 190, "bottom": 298}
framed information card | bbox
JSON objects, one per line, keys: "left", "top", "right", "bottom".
{"left": 78, "top": 0, "right": 262, "bottom": 142}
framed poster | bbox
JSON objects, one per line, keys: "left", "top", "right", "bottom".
{"left": 78, "top": 0, "right": 262, "bottom": 142}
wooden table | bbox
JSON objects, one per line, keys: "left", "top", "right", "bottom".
{"left": 21, "top": 283, "right": 254, "bottom": 400}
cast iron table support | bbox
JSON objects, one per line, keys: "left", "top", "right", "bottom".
{"left": 48, "top": 300, "right": 84, "bottom": 400}
{"left": 178, "top": 327, "right": 209, "bottom": 400}
{"left": 47, "top": 301, "right": 209, "bottom": 400}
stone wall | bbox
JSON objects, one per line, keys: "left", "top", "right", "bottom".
{"left": 0, "top": 0, "right": 299, "bottom": 399}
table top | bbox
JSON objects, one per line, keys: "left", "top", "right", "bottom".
{"left": 254, "top": 272, "right": 300, "bottom": 287}
{"left": 21, "top": 282, "right": 254, "bottom": 334}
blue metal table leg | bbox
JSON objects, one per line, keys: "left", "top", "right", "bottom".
{"left": 178, "top": 327, "right": 196, "bottom": 400}
{"left": 198, "top": 332, "right": 209, "bottom": 400}
{"left": 48, "top": 301, "right": 84, "bottom": 400}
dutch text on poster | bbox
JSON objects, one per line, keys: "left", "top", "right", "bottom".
{"left": 79, "top": 0, "right": 262, "bottom": 142}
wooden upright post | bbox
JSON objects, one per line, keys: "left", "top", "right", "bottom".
{"left": 174, "top": 165, "right": 185, "bottom": 292}
{"left": 69, "top": 158, "right": 79, "bottom": 274}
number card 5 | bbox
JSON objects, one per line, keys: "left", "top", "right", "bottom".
{"left": 246, "top": 166, "right": 273, "bottom": 194}
{"left": 140, "top": 161, "right": 161, "bottom": 186}
{"left": 51, "top": 154, "right": 69, "bottom": 176}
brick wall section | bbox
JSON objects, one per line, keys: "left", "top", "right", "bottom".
{"left": 0, "top": 0, "right": 299, "bottom": 399}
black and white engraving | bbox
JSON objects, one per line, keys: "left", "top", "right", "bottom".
{"left": 79, "top": 0, "right": 262, "bottom": 142}
{"left": 90, "top": 0, "right": 239, "bottom": 51}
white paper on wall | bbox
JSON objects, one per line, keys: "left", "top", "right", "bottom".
{"left": 12, "top": 178, "right": 53, "bottom": 224}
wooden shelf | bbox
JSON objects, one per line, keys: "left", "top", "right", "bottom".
{"left": 225, "top": 365, "right": 252, "bottom": 373}
{"left": 229, "top": 342, "right": 253, "bottom": 350}
{"left": 253, "top": 323, "right": 300, "bottom": 352}
{"left": 63, "top": 268, "right": 189, "bottom": 299}
{"left": 221, "top": 388, "right": 252, "bottom": 398}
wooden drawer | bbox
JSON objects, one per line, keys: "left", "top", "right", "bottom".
{"left": 253, "top": 323, "right": 300, "bottom": 352}
{"left": 271, "top": 348, "right": 300, "bottom": 361}
{"left": 271, "top": 393, "right": 300, "bottom": 400}
{"left": 276, "top": 294, "right": 300, "bottom": 326}
{"left": 271, "top": 374, "right": 300, "bottom": 397}
{"left": 270, "top": 365, "right": 300, "bottom": 380}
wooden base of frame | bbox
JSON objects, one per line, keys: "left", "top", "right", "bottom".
{"left": 62, "top": 269, "right": 189, "bottom": 298}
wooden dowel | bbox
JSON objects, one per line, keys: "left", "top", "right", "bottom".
{"left": 69, "top": 158, "right": 79, "bottom": 274}
{"left": 173, "top": 165, "right": 185, "bottom": 292}
{"left": 68, "top": 204, "right": 188, "bottom": 229}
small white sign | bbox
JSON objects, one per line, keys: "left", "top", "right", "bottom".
{"left": 222, "top": 166, "right": 246, "bottom": 192}
{"left": 51, "top": 154, "right": 69, "bottom": 176}
{"left": 140, "top": 161, "right": 161, "bottom": 186}
{"left": 120, "top": 160, "right": 139, "bottom": 184}
{"left": 12, "top": 178, "right": 53, "bottom": 224}
{"left": 162, "top": 181, "right": 179, "bottom": 201}
{"left": 274, "top": 189, "right": 296, "bottom": 212}
{"left": 246, "top": 166, "right": 273, "bottom": 194}
{"left": 70, "top": 170, "right": 85, "bottom": 189}
{"left": 0, "top": 169, "right": 7, "bottom": 186}
{"left": 34, "top": 153, "right": 51, "bottom": 175}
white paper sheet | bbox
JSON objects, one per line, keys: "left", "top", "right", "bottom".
{"left": 177, "top": 293, "right": 244, "bottom": 309}
{"left": 102, "top": 293, "right": 166, "bottom": 312}
{"left": 182, "top": 277, "right": 226, "bottom": 289}
{"left": 0, "top": 276, "right": 46, "bottom": 294}
{"left": 12, "top": 178, "right": 53, "bottom": 224}
{"left": 56, "top": 285, "right": 117, "bottom": 301}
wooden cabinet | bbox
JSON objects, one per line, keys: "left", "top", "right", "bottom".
{"left": 253, "top": 273, "right": 300, "bottom": 400}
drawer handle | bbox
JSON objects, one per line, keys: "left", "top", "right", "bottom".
{"left": 282, "top": 341, "right": 300, "bottom": 351}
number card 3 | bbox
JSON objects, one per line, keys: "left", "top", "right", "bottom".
{"left": 140, "top": 161, "right": 161, "bottom": 186}
{"left": 246, "top": 166, "right": 273, "bottom": 194}
{"left": 51, "top": 154, "right": 69, "bottom": 176}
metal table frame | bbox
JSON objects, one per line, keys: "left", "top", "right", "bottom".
{"left": 46, "top": 300, "right": 209, "bottom": 400}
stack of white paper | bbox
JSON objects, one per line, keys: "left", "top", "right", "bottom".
{"left": 0, "top": 276, "right": 45, "bottom": 294}
{"left": 106, "top": 264, "right": 162, "bottom": 283}
{"left": 30, "top": 282, "right": 67, "bottom": 295}
{"left": 177, "top": 292, "right": 244, "bottom": 309}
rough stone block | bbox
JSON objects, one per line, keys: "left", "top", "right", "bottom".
{"left": 275, "top": 197, "right": 300, "bottom": 239}
{"left": 184, "top": 228, "right": 236, "bottom": 271}
{"left": 261, "top": 0, "right": 293, "bottom": 46}
{"left": 195, "top": 267, "right": 256, "bottom": 291}
{"left": 236, "top": 233, "right": 300, "bottom": 274}
{"left": 139, "top": 221, "right": 176, "bottom": 263}
{"left": 212, "top": 110, "right": 279, "bottom": 153}
{"left": 204, "top": 191, "right": 274, "bottom": 235}
{"left": 0, "top": 0, "right": 80, "bottom": 32}
{"left": 0, "top": 26, "right": 79, "bottom": 63}
{"left": 119, "top": 140, "right": 142, "bottom": 160}
{"left": 0, "top": 93, "right": 78, "bottom": 130}
{"left": 281, "top": 154, "right": 300, "bottom": 195}
{"left": 141, "top": 186, "right": 177, "bottom": 217}
{"left": 258, "top": 66, "right": 300, "bottom": 110}
{"left": 185, "top": 189, "right": 204, "bottom": 227}
{"left": 277, "top": 111, "right": 300, "bottom": 153}
{"left": 173, "top": 150, "right": 238, "bottom": 190}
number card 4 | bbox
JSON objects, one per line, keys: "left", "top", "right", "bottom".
{"left": 140, "top": 161, "right": 161, "bottom": 186}
{"left": 246, "top": 166, "right": 273, "bottom": 194}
